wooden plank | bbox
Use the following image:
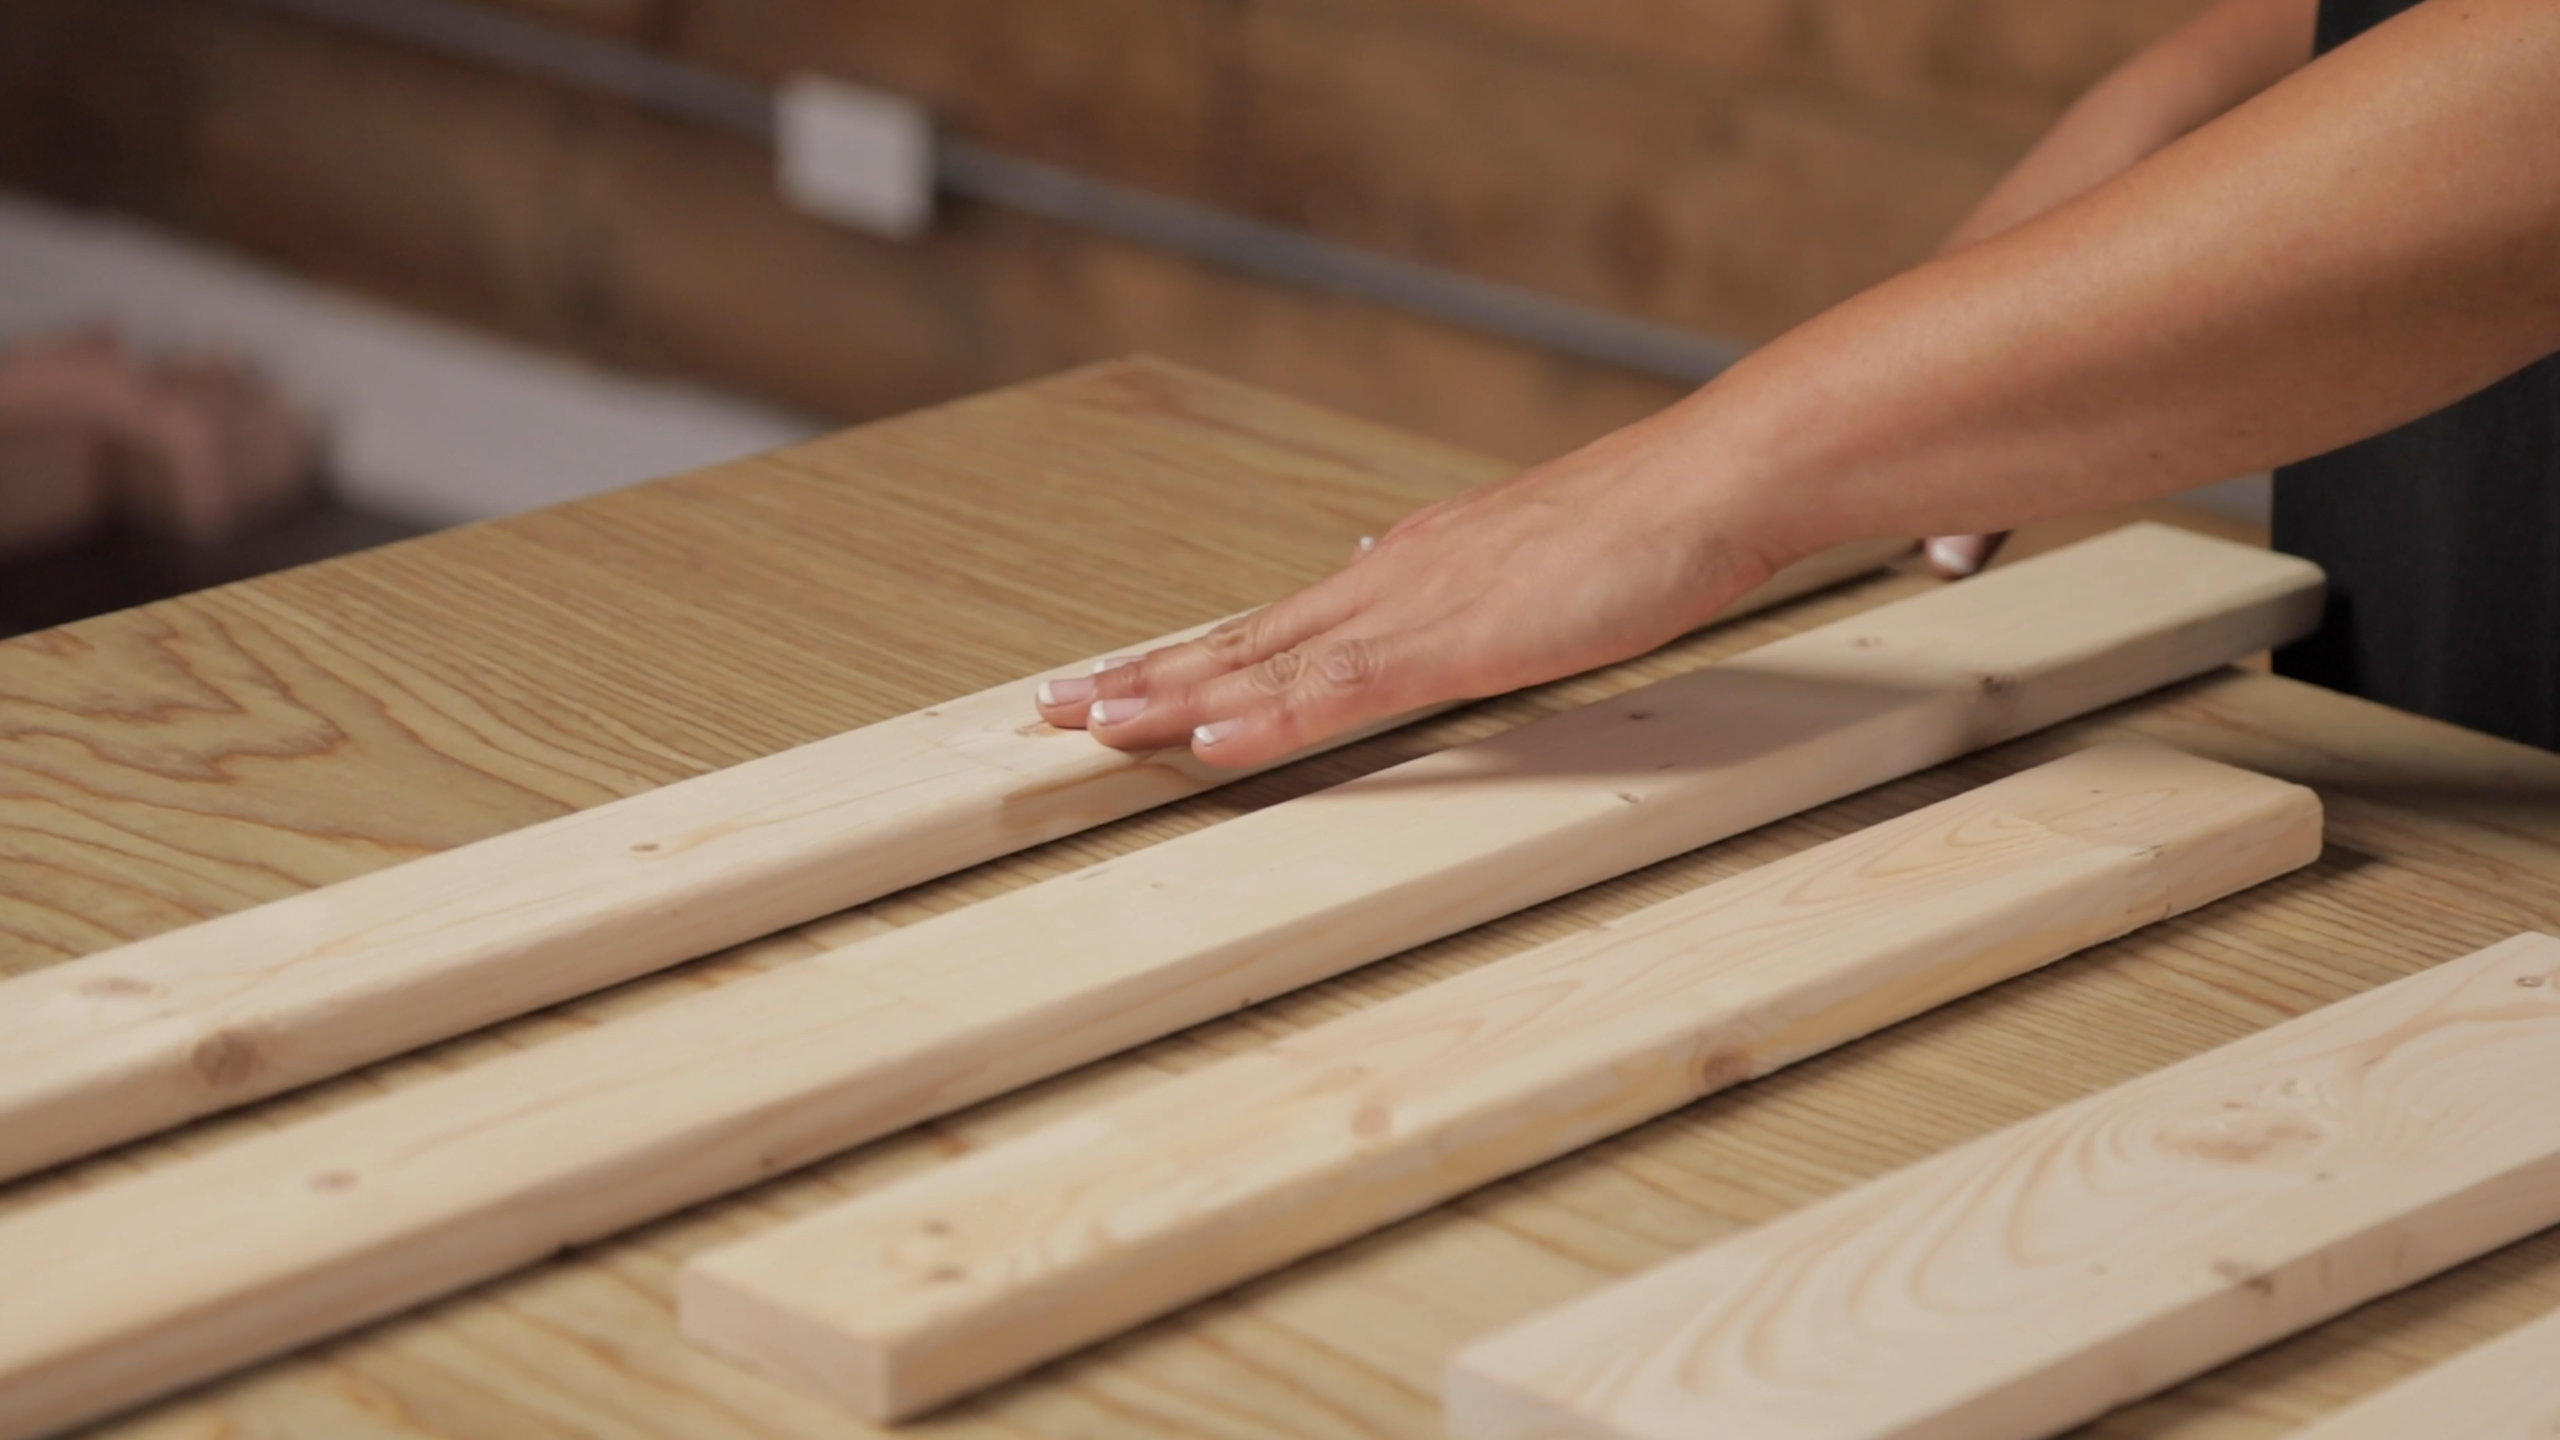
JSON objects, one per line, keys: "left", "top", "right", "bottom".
{"left": 0, "top": 372, "right": 2532, "bottom": 1440}
{"left": 678, "top": 742, "right": 2322, "bottom": 1420}
{"left": 0, "top": 539, "right": 1892, "bottom": 1186}
{"left": 2287, "top": 1299, "right": 2560, "bottom": 1440}
{"left": 0, "top": 524, "right": 2312, "bottom": 1438}
{"left": 1447, "top": 931, "right": 2560, "bottom": 1440}
{"left": 0, "top": 621, "right": 1227, "bottom": 1185}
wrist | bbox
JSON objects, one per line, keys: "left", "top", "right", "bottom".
{"left": 1619, "top": 371, "right": 1845, "bottom": 590}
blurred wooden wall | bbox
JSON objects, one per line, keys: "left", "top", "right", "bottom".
{"left": 0, "top": 0, "right": 2210, "bottom": 464}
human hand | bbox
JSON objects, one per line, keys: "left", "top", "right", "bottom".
{"left": 1033, "top": 424, "right": 1789, "bottom": 768}
{"left": 1923, "top": 531, "right": 2010, "bottom": 578}
{"left": 0, "top": 329, "right": 314, "bottom": 555}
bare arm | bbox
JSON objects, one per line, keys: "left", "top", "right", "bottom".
{"left": 1945, "top": 0, "right": 2319, "bottom": 255}
{"left": 1922, "top": 0, "right": 2318, "bottom": 574}
{"left": 1736, "top": 0, "right": 2560, "bottom": 553}
{"left": 1048, "top": 0, "right": 2560, "bottom": 767}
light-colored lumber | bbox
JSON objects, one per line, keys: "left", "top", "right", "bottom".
{"left": 0, "top": 626, "right": 1252, "bottom": 1187}
{"left": 1447, "top": 930, "right": 2560, "bottom": 1440}
{"left": 678, "top": 743, "right": 2323, "bottom": 1419}
{"left": 2285, "top": 1301, "right": 2560, "bottom": 1440}
{"left": 0, "top": 537, "right": 1895, "bottom": 1187}
{"left": 0, "top": 524, "right": 2315, "bottom": 1440}
{"left": 10, "top": 360, "right": 2544, "bottom": 1440}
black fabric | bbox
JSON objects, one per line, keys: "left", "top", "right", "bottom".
{"left": 2314, "top": 0, "right": 2408, "bottom": 51}
{"left": 2272, "top": 0, "right": 2560, "bottom": 747}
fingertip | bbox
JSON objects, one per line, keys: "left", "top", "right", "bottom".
{"left": 1034, "top": 674, "right": 1097, "bottom": 727}
{"left": 1089, "top": 697, "right": 1149, "bottom": 729}
{"left": 1037, "top": 675, "right": 1094, "bottom": 709}
{"left": 1188, "top": 717, "right": 1281, "bottom": 769}
{"left": 1925, "top": 535, "right": 1988, "bottom": 579}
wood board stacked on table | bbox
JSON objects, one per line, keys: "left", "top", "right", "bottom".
{"left": 0, "top": 517, "right": 2316, "bottom": 1436}
{"left": 677, "top": 741, "right": 2327, "bottom": 1418}
{"left": 3, "top": 359, "right": 2560, "bottom": 1437}
{"left": 1447, "top": 930, "right": 2560, "bottom": 1439}
{"left": 0, "top": 536, "right": 1899, "bottom": 1186}
{"left": 2283, "top": 1285, "right": 2560, "bottom": 1440}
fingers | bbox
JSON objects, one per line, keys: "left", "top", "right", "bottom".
{"left": 0, "top": 337, "right": 315, "bottom": 545}
{"left": 155, "top": 352, "right": 316, "bottom": 519}
{"left": 1033, "top": 566, "right": 1365, "bottom": 733}
{"left": 1100, "top": 626, "right": 1432, "bottom": 768}
{"left": 1924, "top": 532, "right": 2011, "bottom": 578}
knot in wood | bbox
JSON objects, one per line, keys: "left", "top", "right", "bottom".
{"left": 189, "top": 1027, "right": 262, "bottom": 1090}
{"left": 79, "top": 976, "right": 155, "bottom": 999}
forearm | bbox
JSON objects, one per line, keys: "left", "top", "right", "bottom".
{"left": 1946, "top": 0, "right": 2317, "bottom": 251}
{"left": 1652, "top": 0, "right": 2560, "bottom": 566}
{"left": 1044, "top": 0, "right": 2560, "bottom": 765}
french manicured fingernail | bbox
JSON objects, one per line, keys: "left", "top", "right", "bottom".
{"left": 1093, "top": 655, "right": 1141, "bottom": 674}
{"left": 1193, "top": 721, "right": 1243, "bottom": 748}
{"left": 1090, "top": 697, "right": 1149, "bottom": 727}
{"left": 1038, "top": 676, "right": 1094, "bottom": 707}
{"left": 1926, "top": 537, "right": 1984, "bottom": 577}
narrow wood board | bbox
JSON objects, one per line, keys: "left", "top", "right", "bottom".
{"left": 1449, "top": 931, "right": 2560, "bottom": 1440}
{"left": 6, "top": 361, "right": 2551, "bottom": 1440}
{"left": 0, "top": 524, "right": 2313, "bottom": 1439}
{"left": 0, "top": 616, "right": 1237, "bottom": 1186}
{"left": 680, "top": 742, "right": 2323, "bottom": 1419}
{"left": 0, "top": 439, "right": 1898, "bottom": 1185}
{"left": 2286, "top": 1295, "right": 2560, "bottom": 1439}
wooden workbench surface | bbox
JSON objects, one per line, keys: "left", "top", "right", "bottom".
{"left": 7, "top": 358, "right": 2558, "bottom": 1439}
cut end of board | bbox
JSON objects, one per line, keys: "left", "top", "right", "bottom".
{"left": 1445, "top": 1373, "right": 1629, "bottom": 1440}
{"left": 678, "top": 1260, "right": 905, "bottom": 1420}
{"left": 2285, "top": 1290, "right": 2560, "bottom": 1440}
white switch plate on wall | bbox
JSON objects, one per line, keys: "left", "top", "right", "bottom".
{"left": 775, "top": 74, "right": 935, "bottom": 239}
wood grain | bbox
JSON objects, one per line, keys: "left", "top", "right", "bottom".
{"left": 3, "top": 360, "right": 2555, "bottom": 1440}
{"left": 0, "top": 358, "right": 1495, "bottom": 975}
{"left": 2285, "top": 1295, "right": 2560, "bottom": 1440}
{"left": 0, "top": 529, "right": 1895, "bottom": 1185}
{"left": 681, "top": 743, "right": 2321, "bottom": 1420}
{"left": 7, "top": 513, "right": 1890, "bottom": 1187}
{"left": 1450, "top": 931, "right": 2560, "bottom": 1440}
{"left": 0, "top": 614, "right": 1229, "bottom": 1184}
{"left": 0, "top": 526, "right": 2304, "bottom": 1439}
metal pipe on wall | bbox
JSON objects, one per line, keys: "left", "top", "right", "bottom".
{"left": 235, "top": 0, "right": 1749, "bottom": 383}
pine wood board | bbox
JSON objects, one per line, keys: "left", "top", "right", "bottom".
{"left": 2286, "top": 1294, "right": 2560, "bottom": 1439}
{"left": 683, "top": 743, "right": 2322, "bottom": 1419}
{"left": 1450, "top": 932, "right": 2560, "bottom": 1440}
{"left": 0, "top": 505, "right": 1894, "bottom": 1188}
{"left": 5, "top": 359, "right": 2559, "bottom": 1439}
{"left": 0, "top": 613, "right": 1225, "bottom": 1184}
{"left": 0, "top": 524, "right": 2308, "bottom": 1438}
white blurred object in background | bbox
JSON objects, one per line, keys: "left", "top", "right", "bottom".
{"left": 0, "top": 189, "right": 819, "bottom": 525}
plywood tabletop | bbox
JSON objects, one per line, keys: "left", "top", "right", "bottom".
{"left": 6, "top": 357, "right": 2559, "bottom": 1440}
